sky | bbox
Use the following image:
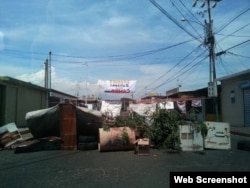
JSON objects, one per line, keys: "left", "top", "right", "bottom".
{"left": 0, "top": 0, "right": 249, "bottom": 100}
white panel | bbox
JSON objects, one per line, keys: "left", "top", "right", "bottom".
{"left": 0, "top": 122, "right": 22, "bottom": 148}
{"left": 243, "top": 89, "right": 250, "bottom": 126}
{"left": 204, "top": 121, "right": 231, "bottom": 150}
{"left": 179, "top": 125, "right": 204, "bottom": 151}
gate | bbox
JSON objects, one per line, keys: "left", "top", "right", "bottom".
{"left": 243, "top": 88, "right": 250, "bottom": 127}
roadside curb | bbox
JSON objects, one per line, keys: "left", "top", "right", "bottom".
{"left": 230, "top": 131, "right": 250, "bottom": 138}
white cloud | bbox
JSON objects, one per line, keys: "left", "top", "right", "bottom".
{"left": 13, "top": 67, "right": 106, "bottom": 98}
{"left": 104, "top": 16, "right": 132, "bottom": 27}
{"left": 15, "top": 69, "right": 45, "bottom": 86}
{"left": 1, "top": 0, "right": 249, "bottom": 100}
{"left": 0, "top": 31, "right": 4, "bottom": 50}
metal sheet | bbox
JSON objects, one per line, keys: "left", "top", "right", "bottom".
{"left": 0, "top": 122, "right": 22, "bottom": 148}
{"left": 179, "top": 125, "right": 204, "bottom": 151}
{"left": 204, "top": 121, "right": 231, "bottom": 150}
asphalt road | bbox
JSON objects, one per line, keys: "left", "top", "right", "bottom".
{"left": 0, "top": 134, "right": 250, "bottom": 188}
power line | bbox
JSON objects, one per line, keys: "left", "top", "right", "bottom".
{"left": 179, "top": 0, "right": 203, "bottom": 25}
{"left": 144, "top": 44, "right": 203, "bottom": 89}
{"left": 215, "top": 7, "right": 250, "bottom": 34}
{"left": 227, "top": 52, "right": 250, "bottom": 59}
{"left": 217, "top": 33, "right": 250, "bottom": 38}
{"left": 148, "top": 54, "right": 209, "bottom": 92}
{"left": 170, "top": 0, "right": 204, "bottom": 42}
{"left": 141, "top": 48, "right": 208, "bottom": 94}
{"left": 53, "top": 40, "right": 194, "bottom": 64}
{"left": 216, "top": 39, "right": 250, "bottom": 56}
{"left": 1, "top": 39, "right": 194, "bottom": 66}
{"left": 216, "top": 23, "right": 250, "bottom": 43}
{"left": 149, "top": 0, "right": 203, "bottom": 43}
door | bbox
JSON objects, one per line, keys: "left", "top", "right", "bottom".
{"left": 243, "top": 88, "right": 250, "bottom": 127}
{"left": 59, "top": 103, "right": 77, "bottom": 150}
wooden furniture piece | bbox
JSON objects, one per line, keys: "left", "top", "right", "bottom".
{"left": 134, "top": 138, "right": 150, "bottom": 156}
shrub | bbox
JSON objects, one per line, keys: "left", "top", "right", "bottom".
{"left": 150, "top": 109, "right": 184, "bottom": 151}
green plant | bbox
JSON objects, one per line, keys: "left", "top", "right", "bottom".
{"left": 115, "top": 116, "right": 136, "bottom": 129}
{"left": 189, "top": 108, "right": 200, "bottom": 122}
{"left": 150, "top": 109, "right": 184, "bottom": 151}
{"left": 114, "top": 111, "right": 146, "bottom": 129}
{"left": 188, "top": 107, "right": 208, "bottom": 138}
{"left": 113, "top": 111, "right": 150, "bottom": 138}
{"left": 193, "top": 121, "right": 208, "bottom": 138}
{"left": 103, "top": 124, "right": 110, "bottom": 131}
{"left": 102, "top": 111, "right": 151, "bottom": 146}
{"left": 121, "top": 128, "right": 129, "bottom": 145}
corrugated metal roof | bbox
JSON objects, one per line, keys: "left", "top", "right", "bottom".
{"left": 217, "top": 69, "right": 250, "bottom": 81}
{"left": 0, "top": 76, "right": 78, "bottom": 98}
{"left": 0, "top": 76, "right": 48, "bottom": 91}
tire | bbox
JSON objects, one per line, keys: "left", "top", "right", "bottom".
{"left": 237, "top": 140, "right": 250, "bottom": 151}
{"left": 78, "top": 136, "right": 96, "bottom": 143}
{"left": 78, "top": 142, "right": 98, "bottom": 150}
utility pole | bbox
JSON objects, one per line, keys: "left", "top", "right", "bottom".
{"left": 45, "top": 52, "right": 52, "bottom": 107}
{"left": 207, "top": 0, "right": 219, "bottom": 122}
{"left": 44, "top": 59, "right": 48, "bottom": 88}
{"left": 193, "top": 0, "right": 220, "bottom": 121}
{"left": 48, "top": 51, "right": 52, "bottom": 90}
{"left": 85, "top": 63, "right": 88, "bottom": 105}
{"left": 205, "top": 0, "right": 218, "bottom": 98}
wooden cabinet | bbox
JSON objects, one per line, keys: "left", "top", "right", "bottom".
{"left": 134, "top": 138, "right": 150, "bottom": 156}
{"left": 59, "top": 104, "right": 77, "bottom": 150}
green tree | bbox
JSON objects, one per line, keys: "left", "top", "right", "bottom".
{"left": 150, "top": 109, "right": 184, "bottom": 151}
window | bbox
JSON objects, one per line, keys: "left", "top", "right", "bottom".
{"left": 230, "top": 90, "right": 235, "bottom": 104}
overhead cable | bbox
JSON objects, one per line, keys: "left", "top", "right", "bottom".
{"left": 144, "top": 44, "right": 203, "bottom": 89}
{"left": 216, "top": 39, "right": 250, "bottom": 57}
{"left": 53, "top": 39, "right": 194, "bottom": 64}
{"left": 170, "top": 0, "right": 204, "bottom": 42}
{"left": 215, "top": 7, "right": 250, "bottom": 34}
{"left": 148, "top": 54, "right": 209, "bottom": 92}
{"left": 149, "top": 0, "right": 203, "bottom": 43}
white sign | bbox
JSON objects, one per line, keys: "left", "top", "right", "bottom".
{"left": 159, "top": 102, "right": 174, "bottom": 109}
{"left": 129, "top": 103, "right": 156, "bottom": 117}
{"left": 104, "top": 80, "right": 136, "bottom": 94}
{"left": 101, "top": 100, "right": 121, "bottom": 117}
{"left": 204, "top": 121, "right": 231, "bottom": 150}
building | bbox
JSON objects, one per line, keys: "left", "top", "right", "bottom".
{"left": 0, "top": 77, "right": 79, "bottom": 128}
{"left": 0, "top": 76, "right": 48, "bottom": 127}
{"left": 217, "top": 69, "right": 250, "bottom": 127}
{"left": 49, "top": 89, "right": 78, "bottom": 107}
{"left": 141, "top": 86, "right": 221, "bottom": 122}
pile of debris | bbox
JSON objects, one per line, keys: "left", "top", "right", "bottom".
{"left": 0, "top": 103, "right": 104, "bottom": 153}
{"left": 0, "top": 103, "right": 152, "bottom": 154}
{"left": 0, "top": 122, "right": 62, "bottom": 153}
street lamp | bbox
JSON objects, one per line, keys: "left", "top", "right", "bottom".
{"left": 181, "top": 18, "right": 204, "bottom": 27}
{"left": 181, "top": 1, "right": 219, "bottom": 122}
{"left": 181, "top": 17, "right": 205, "bottom": 44}
{"left": 181, "top": 16, "right": 217, "bottom": 98}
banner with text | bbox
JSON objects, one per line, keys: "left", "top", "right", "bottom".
{"left": 104, "top": 80, "right": 136, "bottom": 94}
